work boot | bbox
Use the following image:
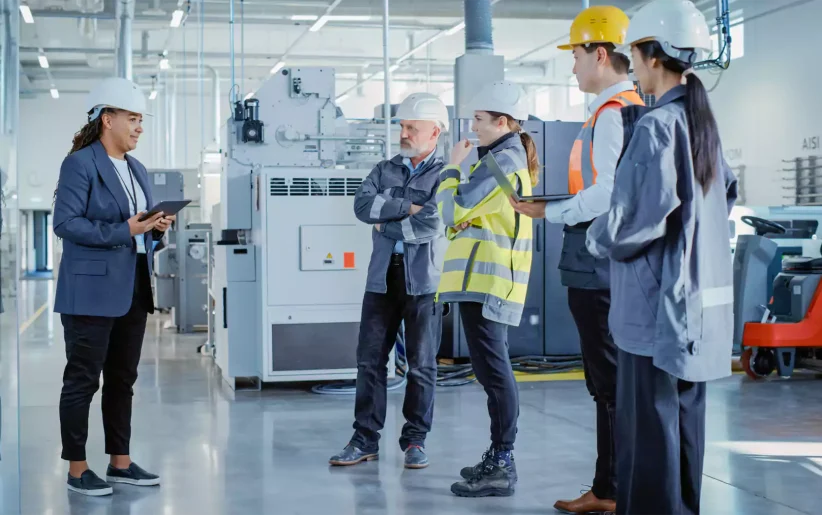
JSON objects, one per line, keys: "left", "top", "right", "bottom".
{"left": 328, "top": 443, "right": 379, "bottom": 466}
{"left": 459, "top": 447, "right": 517, "bottom": 481}
{"left": 451, "top": 448, "right": 516, "bottom": 497}
{"left": 404, "top": 445, "right": 429, "bottom": 469}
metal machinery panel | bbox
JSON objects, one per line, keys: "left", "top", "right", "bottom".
{"left": 543, "top": 121, "right": 584, "bottom": 356}
{"left": 262, "top": 168, "right": 374, "bottom": 380}
{"left": 440, "top": 119, "right": 582, "bottom": 358}
{"left": 212, "top": 65, "right": 396, "bottom": 385}
{"left": 148, "top": 170, "right": 184, "bottom": 202}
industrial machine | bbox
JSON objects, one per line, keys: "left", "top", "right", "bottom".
{"left": 733, "top": 210, "right": 822, "bottom": 378}
{"left": 148, "top": 170, "right": 211, "bottom": 333}
{"left": 438, "top": 119, "right": 583, "bottom": 359}
{"left": 210, "top": 67, "right": 393, "bottom": 387}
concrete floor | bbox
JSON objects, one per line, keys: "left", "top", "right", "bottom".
{"left": 4, "top": 280, "right": 822, "bottom": 514}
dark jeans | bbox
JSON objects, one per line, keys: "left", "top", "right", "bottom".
{"left": 459, "top": 302, "right": 519, "bottom": 450}
{"left": 59, "top": 255, "right": 152, "bottom": 462}
{"left": 352, "top": 257, "right": 441, "bottom": 451}
{"left": 616, "top": 348, "right": 707, "bottom": 515}
{"left": 568, "top": 287, "right": 618, "bottom": 500}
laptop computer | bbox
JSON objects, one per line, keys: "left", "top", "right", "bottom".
{"left": 485, "top": 152, "right": 575, "bottom": 203}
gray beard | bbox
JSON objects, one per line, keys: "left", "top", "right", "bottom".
{"left": 399, "top": 147, "right": 422, "bottom": 158}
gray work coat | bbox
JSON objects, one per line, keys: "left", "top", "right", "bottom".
{"left": 586, "top": 85, "right": 738, "bottom": 382}
{"left": 353, "top": 153, "right": 446, "bottom": 296}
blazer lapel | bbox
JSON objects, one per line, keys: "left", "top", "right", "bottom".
{"left": 91, "top": 140, "right": 130, "bottom": 221}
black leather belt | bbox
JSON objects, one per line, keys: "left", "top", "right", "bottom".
{"left": 390, "top": 253, "right": 404, "bottom": 266}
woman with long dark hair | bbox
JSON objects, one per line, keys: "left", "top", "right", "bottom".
{"left": 436, "top": 81, "right": 538, "bottom": 498}
{"left": 53, "top": 77, "right": 173, "bottom": 496}
{"left": 585, "top": 1, "right": 738, "bottom": 513}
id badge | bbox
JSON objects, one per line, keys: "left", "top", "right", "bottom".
{"left": 136, "top": 235, "right": 147, "bottom": 253}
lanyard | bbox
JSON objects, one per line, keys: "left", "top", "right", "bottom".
{"left": 113, "top": 161, "right": 138, "bottom": 214}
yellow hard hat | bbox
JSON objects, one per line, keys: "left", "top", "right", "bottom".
{"left": 557, "top": 5, "right": 630, "bottom": 50}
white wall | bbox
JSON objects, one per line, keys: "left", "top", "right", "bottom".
{"left": 706, "top": 0, "right": 821, "bottom": 207}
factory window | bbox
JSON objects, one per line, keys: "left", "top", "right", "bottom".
{"left": 713, "top": 19, "right": 744, "bottom": 60}
{"left": 535, "top": 88, "right": 552, "bottom": 120}
{"left": 568, "top": 76, "right": 585, "bottom": 107}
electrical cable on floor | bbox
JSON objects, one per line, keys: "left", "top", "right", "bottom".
{"left": 311, "top": 326, "right": 584, "bottom": 394}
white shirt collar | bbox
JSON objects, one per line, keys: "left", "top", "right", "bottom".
{"left": 588, "top": 80, "right": 637, "bottom": 116}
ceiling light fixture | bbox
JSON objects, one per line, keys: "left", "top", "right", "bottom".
{"left": 170, "top": 9, "right": 184, "bottom": 27}
{"left": 149, "top": 90, "right": 158, "bottom": 100}
{"left": 50, "top": 88, "right": 59, "bottom": 99}
{"left": 159, "top": 58, "right": 170, "bottom": 70}
{"left": 445, "top": 21, "right": 465, "bottom": 36}
{"left": 337, "top": 93, "right": 349, "bottom": 102}
{"left": 270, "top": 61, "right": 285, "bottom": 74}
{"left": 38, "top": 54, "right": 49, "bottom": 68}
{"left": 309, "top": 16, "right": 329, "bottom": 31}
{"left": 19, "top": 4, "right": 34, "bottom": 24}
{"left": 291, "top": 15, "right": 319, "bottom": 21}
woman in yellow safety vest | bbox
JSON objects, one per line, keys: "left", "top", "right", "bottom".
{"left": 436, "top": 80, "right": 538, "bottom": 498}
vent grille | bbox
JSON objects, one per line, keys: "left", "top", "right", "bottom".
{"left": 269, "top": 177, "right": 363, "bottom": 197}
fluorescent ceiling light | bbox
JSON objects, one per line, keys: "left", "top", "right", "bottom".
{"left": 291, "top": 15, "right": 319, "bottom": 21}
{"left": 327, "top": 15, "right": 371, "bottom": 21}
{"left": 445, "top": 21, "right": 465, "bottom": 36}
{"left": 337, "top": 93, "right": 349, "bottom": 102}
{"left": 170, "top": 9, "right": 184, "bottom": 27}
{"left": 149, "top": 90, "right": 158, "bottom": 100}
{"left": 309, "top": 16, "right": 329, "bottom": 31}
{"left": 270, "top": 61, "right": 285, "bottom": 74}
{"left": 19, "top": 5, "right": 34, "bottom": 24}
{"left": 159, "top": 58, "right": 170, "bottom": 70}
{"left": 389, "top": 64, "right": 399, "bottom": 72}
{"left": 38, "top": 55, "right": 49, "bottom": 68}
{"left": 244, "top": 91, "right": 254, "bottom": 100}
{"left": 50, "top": 88, "right": 59, "bottom": 99}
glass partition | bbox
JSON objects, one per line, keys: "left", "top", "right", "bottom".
{"left": 0, "top": 0, "right": 21, "bottom": 512}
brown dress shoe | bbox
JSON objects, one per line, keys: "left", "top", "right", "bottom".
{"left": 554, "top": 490, "right": 616, "bottom": 514}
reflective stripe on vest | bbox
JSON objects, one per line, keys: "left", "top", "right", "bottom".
{"left": 568, "top": 89, "right": 644, "bottom": 195}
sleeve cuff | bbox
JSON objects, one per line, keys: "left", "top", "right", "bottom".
{"left": 400, "top": 199, "right": 413, "bottom": 216}
{"left": 440, "top": 165, "right": 462, "bottom": 181}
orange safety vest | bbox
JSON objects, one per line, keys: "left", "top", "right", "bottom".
{"left": 568, "top": 89, "right": 645, "bottom": 195}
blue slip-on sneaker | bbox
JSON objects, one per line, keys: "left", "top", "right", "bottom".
{"left": 67, "top": 469, "right": 113, "bottom": 497}
{"left": 106, "top": 462, "right": 161, "bottom": 486}
{"left": 404, "top": 445, "right": 429, "bottom": 469}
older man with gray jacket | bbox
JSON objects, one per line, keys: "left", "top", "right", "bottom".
{"left": 329, "top": 93, "right": 449, "bottom": 470}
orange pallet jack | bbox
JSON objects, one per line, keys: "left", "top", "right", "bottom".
{"left": 740, "top": 256, "right": 822, "bottom": 379}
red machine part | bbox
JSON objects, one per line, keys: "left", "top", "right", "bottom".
{"left": 742, "top": 280, "right": 822, "bottom": 350}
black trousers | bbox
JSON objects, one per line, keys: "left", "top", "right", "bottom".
{"left": 352, "top": 257, "right": 441, "bottom": 451}
{"left": 567, "top": 287, "right": 618, "bottom": 500}
{"left": 616, "top": 348, "right": 707, "bottom": 515}
{"left": 459, "top": 302, "right": 519, "bottom": 451}
{"left": 59, "top": 255, "right": 152, "bottom": 462}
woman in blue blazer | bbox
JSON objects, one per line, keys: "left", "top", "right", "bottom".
{"left": 52, "top": 77, "right": 174, "bottom": 496}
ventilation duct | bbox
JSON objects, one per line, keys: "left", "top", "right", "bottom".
{"left": 464, "top": 0, "right": 493, "bottom": 55}
{"left": 454, "top": 0, "right": 504, "bottom": 118}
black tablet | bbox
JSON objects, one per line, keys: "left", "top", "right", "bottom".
{"left": 138, "top": 200, "right": 192, "bottom": 221}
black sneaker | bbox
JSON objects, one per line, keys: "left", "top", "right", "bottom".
{"left": 105, "top": 462, "right": 161, "bottom": 486}
{"left": 329, "top": 444, "right": 379, "bottom": 466}
{"left": 404, "top": 445, "right": 429, "bottom": 469}
{"left": 66, "top": 469, "right": 113, "bottom": 497}
{"left": 451, "top": 449, "right": 517, "bottom": 498}
{"left": 460, "top": 447, "right": 517, "bottom": 481}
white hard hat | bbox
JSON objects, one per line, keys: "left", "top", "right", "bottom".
{"left": 622, "top": 0, "right": 713, "bottom": 64}
{"left": 468, "top": 81, "right": 529, "bottom": 122}
{"left": 86, "top": 77, "right": 151, "bottom": 122}
{"left": 396, "top": 92, "right": 450, "bottom": 131}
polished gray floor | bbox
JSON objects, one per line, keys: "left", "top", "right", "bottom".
{"left": 7, "top": 280, "right": 822, "bottom": 514}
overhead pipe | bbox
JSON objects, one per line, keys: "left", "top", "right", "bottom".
{"left": 115, "top": 0, "right": 135, "bottom": 79}
{"left": 382, "top": 0, "right": 390, "bottom": 160}
{"left": 464, "top": 0, "right": 493, "bottom": 55}
{"left": 3, "top": 0, "right": 19, "bottom": 135}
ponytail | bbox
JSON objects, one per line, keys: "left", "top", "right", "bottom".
{"left": 518, "top": 132, "right": 540, "bottom": 187}
{"left": 487, "top": 111, "right": 541, "bottom": 187}
{"left": 683, "top": 72, "right": 719, "bottom": 193}
{"left": 636, "top": 41, "right": 719, "bottom": 193}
